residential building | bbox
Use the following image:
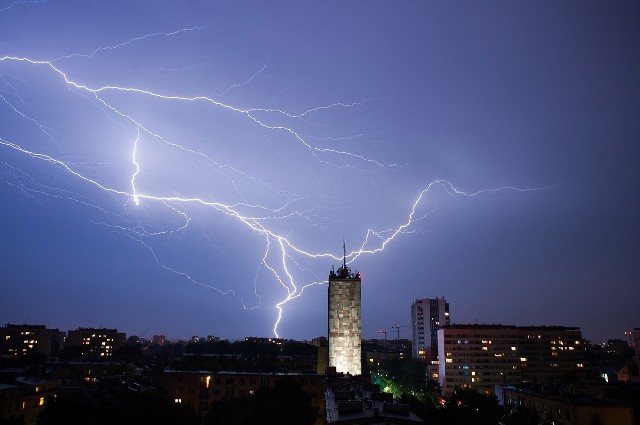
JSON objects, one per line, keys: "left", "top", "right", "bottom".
{"left": 518, "top": 326, "right": 584, "bottom": 383}
{"left": 0, "top": 377, "right": 59, "bottom": 425}
{"left": 496, "top": 385, "right": 635, "bottom": 425}
{"left": 155, "top": 370, "right": 325, "bottom": 416}
{"left": 314, "top": 337, "right": 329, "bottom": 374}
{"left": 65, "top": 327, "right": 125, "bottom": 358}
{"left": 0, "top": 324, "right": 64, "bottom": 358}
{"left": 631, "top": 328, "right": 640, "bottom": 350}
{"left": 631, "top": 328, "right": 640, "bottom": 373}
{"left": 437, "top": 325, "right": 585, "bottom": 395}
{"left": 411, "top": 298, "right": 449, "bottom": 361}
{"left": 151, "top": 335, "right": 166, "bottom": 346}
{"left": 438, "top": 324, "right": 521, "bottom": 395}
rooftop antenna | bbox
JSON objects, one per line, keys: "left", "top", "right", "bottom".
{"left": 343, "top": 238, "right": 347, "bottom": 270}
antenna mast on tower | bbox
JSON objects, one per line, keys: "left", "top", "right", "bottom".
{"left": 343, "top": 238, "right": 347, "bottom": 270}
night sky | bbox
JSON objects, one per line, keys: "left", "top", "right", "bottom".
{"left": 1, "top": 1, "right": 638, "bottom": 343}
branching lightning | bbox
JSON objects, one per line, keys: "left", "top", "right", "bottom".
{"left": 0, "top": 23, "right": 545, "bottom": 337}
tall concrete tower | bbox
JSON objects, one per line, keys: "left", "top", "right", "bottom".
{"left": 328, "top": 243, "right": 361, "bottom": 375}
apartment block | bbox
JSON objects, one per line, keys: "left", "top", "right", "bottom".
{"left": 66, "top": 327, "right": 125, "bottom": 358}
{"left": 0, "top": 324, "right": 65, "bottom": 358}
{"left": 438, "top": 325, "right": 585, "bottom": 395}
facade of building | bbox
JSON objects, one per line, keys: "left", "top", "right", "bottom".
{"left": 328, "top": 250, "right": 362, "bottom": 376}
{"left": 497, "top": 385, "right": 635, "bottom": 425}
{"left": 155, "top": 370, "right": 325, "bottom": 416}
{"left": 314, "top": 337, "right": 329, "bottom": 374}
{"left": 631, "top": 328, "right": 640, "bottom": 350}
{"left": 438, "top": 325, "right": 585, "bottom": 395}
{"left": 438, "top": 324, "right": 522, "bottom": 395}
{"left": 518, "top": 326, "right": 584, "bottom": 383}
{"left": 0, "top": 324, "right": 65, "bottom": 358}
{"left": 65, "top": 327, "right": 125, "bottom": 358}
{"left": 0, "top": 378, "right": 59, "bottom": 425}
{"left": 411, "top": 298, "right": 449, "bottom": 361}
{"left": 151, "top": 335, "right": 166, "bottom": 346}
{"left": 631, "top": 328, "right": 640, "bottom": 373}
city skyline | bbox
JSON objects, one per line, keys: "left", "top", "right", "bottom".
{"left": 1, "top": 2, "right": 639, "bottom": 343}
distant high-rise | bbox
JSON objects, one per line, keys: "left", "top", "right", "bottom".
{"left": 328, "top": 244, "right": 361, "bottom": 375}
{"left": 411, "top": 297, "right": 449, "bottom": 360}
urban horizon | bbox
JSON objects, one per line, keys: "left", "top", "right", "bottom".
{"left": 3, "top": 314, "right": 630, "bottom": 346}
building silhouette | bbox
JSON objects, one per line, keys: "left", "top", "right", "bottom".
{"left": 328, "top": 244, "right": 362, "bottom": 375}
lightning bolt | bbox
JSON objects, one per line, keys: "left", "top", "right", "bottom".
{"left": 0, "top": 25, "right": 546, "bottom": 338}
{"left": 0, "top": 0, "right": 46, "bottom": 14}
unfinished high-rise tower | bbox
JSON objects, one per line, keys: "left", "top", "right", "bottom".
{"left": 328, "top": 243, "right": 361, "bottom": 375}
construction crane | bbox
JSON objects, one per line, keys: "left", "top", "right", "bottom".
{"left": 378, "top": 329, "right": 390, "bottom": 341}
{"left": 391, "top": 324, "right": 410, "bottom": 340}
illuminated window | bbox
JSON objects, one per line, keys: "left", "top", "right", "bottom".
{"left": 39, "top": 397, "right": 45, "bottom": 406}
{"left": 445, "top": 358, "right": 453, "bottom": 363}
{"left": 174, "top": 398, "right": 182, "bottom": 403}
